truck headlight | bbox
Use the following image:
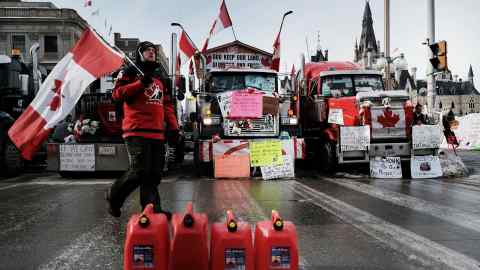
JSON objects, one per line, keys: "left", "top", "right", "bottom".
{"left": 203, "top": 117, "right": 220, "bottom": 125}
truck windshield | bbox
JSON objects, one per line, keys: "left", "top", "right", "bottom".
{"left": 208, "top": 73, "right": 276, "bottom": 93}
{"left": 321, "top": 74, "right": 384, "bottom": 96}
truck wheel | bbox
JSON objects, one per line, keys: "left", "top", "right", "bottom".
{"left": 194, "top": 142, "right": 212, "bottom": 177}
{"left": 320, "top": 142, "right": 337, "bottom": 173}
{"left": 4, "top": 138, "right": 23, "bottom": 177}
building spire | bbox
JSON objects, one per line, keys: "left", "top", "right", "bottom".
{"left": 359, "top": 0, "right": 378, "bottom": 57}
{"left": 468, "top": 64, "right": 474, "bottom": 85}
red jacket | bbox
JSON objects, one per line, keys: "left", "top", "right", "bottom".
{"left": 112, "top": 70, "right": 178, "bottom": 140}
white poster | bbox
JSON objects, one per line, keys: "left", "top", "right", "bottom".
{"left": 216, "top": 91, "right": 233, "bottom": 118}
{"left": 340, "top": 126, "right": 370, "bottom": 151}
{"left": 261, "top": 139, "right": 295, "bottom": 180}
{"left": 412, "top": 125, "right": 443, "bottom": 149}
{"left": 370, "top": 157, "right": 402, "bottom": 178}
{"left": 60, "top": 144, "right": 95, "bottom": 171}
{"left": 411, "top": 155, "right": 442, "bottom": 179}
{"left": 328, "top": 108, "right": 344, "bottom": 125}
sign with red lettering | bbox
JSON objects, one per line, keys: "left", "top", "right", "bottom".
{"left": 229, "top": 90, "right": 263, "bottom": 118}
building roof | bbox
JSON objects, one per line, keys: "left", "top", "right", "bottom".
{"left": 358, "top": 1, "right": 378, "bottom": 55}
{"left": 416, "top": 79, "right": 480, "bottom": 96}
{"left": 205, "top": 40, "right": 272, "bottom": 57}
{"left": 0, "top": 1, "right": 56, "bottom": 8}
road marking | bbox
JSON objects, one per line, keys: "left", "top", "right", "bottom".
{"left": 288, "top": 181, "right": 480, "bottom": 270}
{"left": 325, "top": 178, "right": 480, "bottom": 234}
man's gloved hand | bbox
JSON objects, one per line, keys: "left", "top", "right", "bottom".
{"left": 166, "top": 129, "right": 180, "bottom": 145}
{"left": 141, "top": 73, "right": 153, "bottom": 86}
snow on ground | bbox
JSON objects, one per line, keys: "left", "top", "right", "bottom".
{"left": 438, "top": 149, "right": 470, "bottom": 178}
{"left": 441, "top": 113, "right": 480, "bottom": 150}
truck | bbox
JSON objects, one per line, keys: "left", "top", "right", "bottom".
{"left": 0, "top": 49, "right": 46, "bottom": 176}
{"left": 296, "top": 59, "right": 438, "bottom": 173}
{"left": 187, "top": 41, "right": 305, "bottom": 176}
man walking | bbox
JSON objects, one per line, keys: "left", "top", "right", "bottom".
{"left": 105, "top": 41, "right": 179, "bottom": 219}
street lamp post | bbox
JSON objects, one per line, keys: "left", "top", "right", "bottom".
{"left": 384, "top": 0, "right": 391, "bottom": 89}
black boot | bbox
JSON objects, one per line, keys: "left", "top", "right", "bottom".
{"left": 105, "top": 189, "right": 121, "bottom": 218}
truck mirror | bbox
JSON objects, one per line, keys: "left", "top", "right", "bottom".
{"left": 176, "top": 92, "right": 185, "bottom": 101}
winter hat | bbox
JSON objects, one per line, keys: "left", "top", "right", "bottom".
{"left": 137, "top": 41, "right": 156, "bottom": 62}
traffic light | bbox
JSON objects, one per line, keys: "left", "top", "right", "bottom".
{"left": 429, "top": 40, "right": 448, "bottom": 71}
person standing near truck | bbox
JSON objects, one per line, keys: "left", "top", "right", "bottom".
{"left": 105, "top": 41, "right": 179, "bottom": 219}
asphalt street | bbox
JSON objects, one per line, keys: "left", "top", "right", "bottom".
{"left": 0, "top": 150, "right": 479, "bottom": 270}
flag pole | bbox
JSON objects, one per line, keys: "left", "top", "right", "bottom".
{"left": 231, "top": 26, "right": 238, "bottom": 41}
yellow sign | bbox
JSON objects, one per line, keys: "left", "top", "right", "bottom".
{"left": 250, "top": 140, "right": 283, "bottom": 167}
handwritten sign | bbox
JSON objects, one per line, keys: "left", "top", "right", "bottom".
{"left": 412, "top": 125, "right": 443, "bottom": 149}
{"left": 216, "top": 91, "right": 233, "bottom": 118}
{"left": 328, "top": 108, "right": 344, "bottom": 125}
{"left": 260, "top": 139, "right": 295, "bottom": 180}
{"left": 340, "top": 126, "right": 370, "bottom": 151}
{"left": 229, "top": 91, "right": 263, "bottom": 118}
{"left": 411, "top": 155, "right": 442, "bottom": 179}
{"left": 214, "top": 155, "right": 250, "bottom": 178}
{"left": 250, "top": 140, "right": 283, "bottom": 167}
{"left": 60, "top": 144, "right": 95, "bottom": 171}
{"left": 370, "top": 157, "right": 402, "bottom": 178}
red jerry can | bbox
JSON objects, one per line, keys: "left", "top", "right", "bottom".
{"left": 169, "top": 202, "right": 209, "bottom": 270}
{"left": 124, "top": 204, "right": 170, "bottom": 270}
{"left": 210, "top": 210, "right": 254, "bottom": 270}
{"left": 254, "top": 210, "right": 299, "bottom": 270}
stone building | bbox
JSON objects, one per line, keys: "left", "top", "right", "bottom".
{"left": 114, "top": 32, "right": 169, "bottom": 74}
{"left": 354, "top": 1, "right": 384, "bottom": 69}
{"left": 0, "top": 0, "right": 87, "bottom": 72}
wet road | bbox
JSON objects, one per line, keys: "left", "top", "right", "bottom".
{"left": 0, "top": 150, "right": 480, "bottom": 269}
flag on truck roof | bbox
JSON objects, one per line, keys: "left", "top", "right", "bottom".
{"left": 179, "top": 30, "right": 196, "bottom": 64}
{"left": 201, "top": 0, "right": 233, "bottom": 53}
{"left": 271, "top": 32, "right": 280, "bottom": 71}
{"left": 8, "top": 28, "right": 124, "bottom": 160}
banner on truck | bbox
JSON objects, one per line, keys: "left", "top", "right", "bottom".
{"left": 412, "top": 125, "right": 443, "bottom": 149}
{"left": 370, "top": 157, "right": 402, "bottom": 178}
{"left": 411, "top": 155, "right": 442, "bottom": 178}
{"left": 340, "top": 126, "right": 370, "bottom": 151}
{"left": 229, "top": 90, "right": 263, "bottom": 119}
{"left": 328, "top": 108, "right": 344, "bottom": 125}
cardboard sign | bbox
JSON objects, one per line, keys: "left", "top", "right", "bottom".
{"left": 370, "top": 157, "right": 402, "bottom": 178}
{"left": 328, "top": 108, "right": 344, "bottom": 125}
{"left": 216, "top": 91, "right": 233, "bottom": 118}
{"left": 412, "top": 125, "right": 443, "bottom": 149}
{"left": 340, "top": 126, "right": 370, "bottom": 151}
{"left": 214, "top": 155, "right": 250, "bottom": 178}
{"left": 250, "top": 140, "right": 283, "bottom": 167}
{"left": 213, "top": 140, "right": 249, "bottom": 157}
{"left": 261, "top": 139, "right": 295, "bottom": 180}
{"left": 263, "top": 96, "right": 279, "bottom": 115}
{"left": 229, "top": 90, "right": 263, "bottom": 119}
{"left": 411, "top": 155, "right": 442, "bottom": 178}
{"left": 60, "top": 144, "right": 95, "bottom": 171}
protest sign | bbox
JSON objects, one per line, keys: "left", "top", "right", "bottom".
{"left": 412, "top": 125, "right": 443, "bottom": 149}
{"left": 229, "top": 91, "right": 263, "bottom": 118}
{"left": 250, "top": 140, "right": 283, "bottom": 167}
{"left": 411, "top": 155, "right": 442, "bottom": 178}
{"left": 340, "top": 126, "right": 370, "bottom": 151}
{"left": 260, "top": 139, "right": 295, "bottom": 180}
{"left": 370, "top": 157, "right": 402, "bottom": 178}
{"left": 214, "top": 155, "right": 250, "bottom": 178}
{"left": 328, "top": 108, "right": 344, "bottom": 125}
{"left": 60, "top": 144, "right": 95, "bottom": 171}
{"left": 216, "top": 91, "right": 233, "bottom": 118}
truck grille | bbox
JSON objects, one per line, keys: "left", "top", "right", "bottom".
{"left": 224, "top": 115, "right": 278, "bottom": 137}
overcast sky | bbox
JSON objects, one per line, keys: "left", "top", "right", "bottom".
{"left": 40, "top": 0, "right": 479, "bottom": 86}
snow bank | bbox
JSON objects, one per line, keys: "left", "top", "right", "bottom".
{"left": 438, "top": 149, "right": 470, "bottom": 177}
{"left": 441, "top": 113, "right": 480, "bottom": 150}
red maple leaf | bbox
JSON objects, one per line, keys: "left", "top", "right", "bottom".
{"left": 49, "top": 79, "right": 63, "bottom": 111}
{"left": 377, "top": 108, "right": 400, "bottom": 128}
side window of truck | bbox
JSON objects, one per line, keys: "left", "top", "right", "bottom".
{"left": 309, "top": 79, "right": 318, "bottom": 97}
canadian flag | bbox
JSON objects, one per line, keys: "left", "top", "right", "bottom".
{"left": 84, "top": 0, "right": 92, "bottom": 7}
{"left": 201, "top": 0, "right": 233, "bottom": 53}
{"left": 179, "top": 30, "right": 196, "bottom": 64}
{"left": 8, "top": 28, "right": 123, "bottom": 160}
{"left": 271, "top": 32, "right": 280, "bottom": 71}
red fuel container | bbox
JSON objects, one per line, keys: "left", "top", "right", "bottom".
{"left": 169, "top": 202, "right": 209, "bottom": 270}
{"left": 124, "top": 204, "right": 170, "bottom": 270}
{"left": 254, "top": 210, "right": 299, "bottom": 270}
{"left": 210, "top": 210, "right": 254, "bottom": 270}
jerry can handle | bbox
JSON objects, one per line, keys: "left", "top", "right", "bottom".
{"left": 138, "top": 204, "right": 155, "bottom": 228}
{"left": 183, "top": 202, "right": 195, "bottom": 228}
{"left": 226, "top": 210, "right": 237, "bottom": 232}
{"left": 271, "top": 210, "right": 284, "bottom": 231}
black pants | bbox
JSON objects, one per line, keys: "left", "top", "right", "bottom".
{"left": 108, "top": 136, "right": 165, "bottom": 212}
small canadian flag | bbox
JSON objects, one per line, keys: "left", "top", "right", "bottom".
{"left": 8, "top": 28, "right": 123, "bottom": 160}
{"left": 84, "top": 0, "right": 92, "bottom": 7}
